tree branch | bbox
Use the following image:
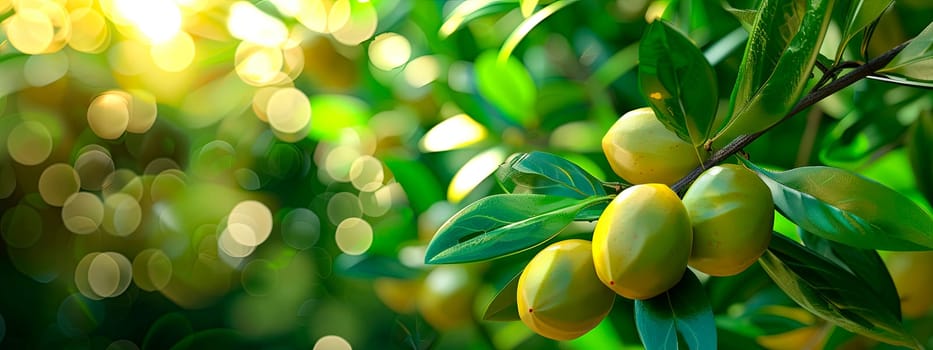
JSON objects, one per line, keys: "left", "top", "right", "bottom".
{"left": 670, "top": 40, "right": 911, "bottom": 194}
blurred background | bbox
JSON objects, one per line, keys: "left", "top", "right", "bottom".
{"left": 0, "top": 0, "right": 931, "bottom": 349}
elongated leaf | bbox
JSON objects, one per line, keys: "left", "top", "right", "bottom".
{"left": 439, "top": 0, "right": 518, "bottom": 38}
{"left": 424, "top": 194, "right": 610, "bottom": 264}
{"left": 907, "top": 109, "right": 933, "bottom": 206}
{"left": 635, "top": 270, "right": 717, "bottom": 350}
{"left": 483, "top": 271, "right": 522, "bottom": 321}
{"left": 498, "top": 0, "right": 579, "bottom": 61}
{"left": 835, "top": 0, "right": 893, "bottom": 62}
{"left": 798, "top": 230, "right": 901, "bottom": 320}
{"left": 714, "top": 0, "right": 836, "bottom": 146}
{"left": 475, "top": 51, "right": 537, "bottom": 126}
{"left": 759, "top": 233, "right": 919, "bottom": 348}
{"left": 879, "top": 22, "right": 933, "bottom": 83}
{"left": 742, "top": 160, "right": 933, "bottom": 251}
{"left": 520, "top": 0, "right": 537, "bottom": 17}
{"left": 334, "top": 254, "right": 421, "bottom": 279}
{"left": 638, "top": 20, "right": 718, "bottom": 146}
{"left": 496, "top": 151, "right": 608, "bottom": 199}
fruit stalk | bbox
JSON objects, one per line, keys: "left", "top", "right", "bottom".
{"left": 670, "top": 40, "right": 911, "bottom": 195}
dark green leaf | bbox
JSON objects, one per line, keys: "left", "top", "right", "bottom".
{"left": 742, "top": 160, "right": 933, "bottom": 251}
{"left": 639, "top": 20, "right": 718, "bottom": 146}
{"left": 759, "top": 233, "right": 920, "bottom": 348}
{"left": 334, "top": 254, "right": 421, "bottom": 279}
{"left": 907, "top": 103, "right": 933, "bottom": 206}
{"left": 496, "top": 151, "right": 608, "bottom": 199}
{"left": 500, "top": 0, "right": 580, "bottom": 61}
{"left": 714, "top": 0, "right": 836, "bottom": 146}
{"left": 475, "top": 50, "right": 537, "bottom": 126}
{"left": 879, "top": 22, "right": 933, "bottom": 83}
{"left": 482, "top": 271, "right": 521, "bottom": 321}
{"left": 635, "top": 270, "right": 717, "bottom": 350}
{"left": 383, "top": 158, "right": 444, "bottom": 214}
{"left": 424, "top": 194, "right": 610, "bottom": 264}
{"left": 835, "top": 0, "right": 894, "bottom": 62}
{"left": 799, "top": 230, "right": 902, "bottom": 320}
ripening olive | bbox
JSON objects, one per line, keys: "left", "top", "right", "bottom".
{"left": 883, "top": 250, "right": 933, "bottom": 318}
{"left": 601, "top": 108, "right": 704, "bottom": 185}
{"left": 517, "top": 239, "right": 615, "bottom": 340}
{"left": 417, "top": 265, "right": 478, "bottom": 330}
{"left": 682, "top": 164, "right": 774, "bottom": 276}
{"left": 374, "top": 277, "right": 422, "bottom": 314}
{"left": 592, "top": 184, "right": 692, "bottom": 300}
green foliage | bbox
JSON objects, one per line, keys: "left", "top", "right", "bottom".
{"left": 496, "top": 151, "right": 609, "bottom": 199}
{"left": 879, "top": 22, "right": 933, "bottom": 83}
{"left": 634, "top": 270, "right": 717, "bottom": 350}
{"left": 475, "top": 51, "right": 538, "bottom": 126}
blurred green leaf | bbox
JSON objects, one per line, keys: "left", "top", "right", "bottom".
{"left": 475, "top": 51, "right": 537, "bottom": 127}
{"left": 143, "top": 313, "right": 193, "bottom": 350}
{"left": 171, "top": 329, "right": 247, "bottom": 350}
{"left": 715, "top": 0, "right": 836, "bottom": 146}
{"left": 639, "top": 20, "right": 718, "bottom": 146}
{"left": 383, "top": 158, "right": 445, "bottom": 214}
{"left": 634, "top": 269, "right": 717, "bottom": 350}
{"left": 334, "top": 254, "right": 421, "bottom": 279}
{"left": 835, "top": 0, "right": 894, "bottom": 62}
{"left": 879, "top": 22, "right": 933, "bottom": 83}
{"left": 908, "top": 108, "right": 933, "bottom": 206}
{"left": 424, "top": 194, "right": 610, "bottom": 264}
{"left": 743, "top": 160, "right": 933, "bottom": 251}
{"left": 798, "top": 230, "right": 901, "bottom": 320}
{"left": 496, "top": 151, "right": 608, "bottom": 199}
{"left": 520, "top": 0, "right": 537, "bottom": 17}
{"left": 439, "top": 0, "right": 518, "bottom": 38}
{"left": 482, "top": 271, "right": 521, "bottom": 321}
{"left": 499, "top": 0, "right": 579, "bottom": 61}
{"left": 307, "top": 95, "right": 369, "bottom": 141}
{"left": 759, "top": 233, "right": 919, "bottom": 348}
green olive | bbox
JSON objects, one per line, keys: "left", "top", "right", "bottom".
{"left": 602, "top": 108, "right": 703, "bottom": 185}
{"left": 417, "top": 265, "right": 477, "bottom": 330}
{"left": 592, "top": 184, "right": 692, "bottom": 299}
{"left": 682, "top": 164, "right": 774, "bottom": 276}
{"left": 883, "top": 250, "right": 933, "bottom": 318}
{"left": 517, "top": 239, "right": 615, "bottom": 340}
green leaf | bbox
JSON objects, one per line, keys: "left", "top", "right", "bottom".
{"left": 334, "top": 254, "right": 421, "bottom": 279}
{"left": 638, "top": 20, "right": 719, "bottom": 146}
{"left": 798, "top": 230, "right": 901, "bottom": 320}
{"left": 907, "top": 109, "right": 933, "bottom": 206}
{"left": 742, "top": 160, "right": 933, "bottom": 251}
{"left": 879, "top": 22, "right": 933, "bottom": 83}
{"left": 714, "top": 0, "right": 836, "bottom": 146}
{"left": 424, "top": 194, "right": 610, "bottom": 264}
{"left": 475, "top": 50, "right": 538, "bottom": 126}
{"left": 499, "top": 0, "right": 579, "bottom": 61}
{"left": 759, "top": 233, "right": 920, "bottom": 348}
{"left": 520, "top": 0, "right": 537, "bottom": 17}
{"left": 482, "top": 271, "right": 521, "bottom": 321}
{"left": 634, "top": 269, "right": 717, "bottom": 350}
{"left": 496, "top": 151, "right": 609, "bottom": 199}
{"left": 835, "top": 0, "right": 894, "bottom": 62}
{"left": 439, "top": 0, "right": 518, "bottom": 38}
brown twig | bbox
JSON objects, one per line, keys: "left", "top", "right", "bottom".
{"left": 670, "top": 40, "right": 911, "bottom": 194}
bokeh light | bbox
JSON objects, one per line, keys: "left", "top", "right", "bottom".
{"left": 369, "top": 33, "right": 411, "bottom": 71}
{"left": 38, "top": 163, "right": 81, "bottom": 207}
{"left": 1, "top": 204, "right": 43, "bottom": 249}
{"left": 314, "top": 335, "right": 353, "bottom": 350}
{"left": 74, "top": 146, "right": 116, "bottom": 190}
{"left": 132, "top": 249, "right": 173, "bottom": 292}
{"left": 281, "top": 208, "right": 321, "bottom": 250}
{"left": 227, "top": 1, "right": 288, "bottom": 47}
{"left": 419, "top": 114, "right": 487, "bottom": 152}
{"left": 335, "top": 217, "right": 372, "bottom": 256}
{"left": 6, "top": 120, "right": 53, "bottom": 166}
{"left": 87, "top": 92, "right": 131, "bottom": 140}
{"left": 62, "top": 192, "right": 105, "bottom": 234}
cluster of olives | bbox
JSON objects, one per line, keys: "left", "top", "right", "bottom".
{"left": 517, "top": 108, "right": 775, "bottom": 340}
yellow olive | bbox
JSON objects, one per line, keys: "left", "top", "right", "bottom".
{"left": 417, "top": 265, "right": 477, "bottom": 330}
{"left": 601, "top": 107, "right": 704, "bottom": 185}
{"left": 517, "top": 239, "right": 615, "bottom": 341}
{"left": 373, "top": 278, "right": 422, "bottom": 314}
{"left": 592, "top": 184, "right": 692, "bottom": 300}
{"left": 883, "top": 251, "right": 933, "bottom": 318}
{"left": 682, "top": 164, "right": 774, "bottom": 276}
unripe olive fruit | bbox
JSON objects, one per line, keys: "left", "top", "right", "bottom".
{"left": 374, "top": 278, "right": 422, "bottom": 314}
{"left": 592, "top": 184, "right": 692, "bottom": 300}
{"left": 517, "top": 239, "right": 615, "bottom": 340}
{"left": 418, "top": 265, "right": 477, "bottom": 330}
{"left": 682, "top": 164, "right": 774, "bottom": 276}
{"left": 883, "top": 250, "right": 933, "bottom": 318}
{"left": 602, "top": 107, "right": 704, "bottom": 185}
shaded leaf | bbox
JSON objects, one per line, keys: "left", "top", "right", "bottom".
{"left": 714, "top": 0, "right": 836, "bottom": 146}
{"left": 635, "top": 269, "right": 717, "bottom": 350}
{"left": 483, "top": 271, "right": 521, "bottom": 321}
{"left": 496, "top": 151, "right": 608, "bottom": 199}
{"left": 439, "top": 0, "right": 518, "bottom": 38}
{"left": 424, "top": 194, "right": 610, "bottom": 264}
{"left": 638, "top": 20, "right": 719, "bottom": 146}
{"left": 879, "top": 22, "right": 933, "bottom": 83}
{"left": 798, "top": 230, "right": 901, "bottom": 320}
{"left": 743, "top": 159, "right": 933, "bottom": 251}
{"left": 907, "top": 109, "right": 933, "bottom": 206}
{"left": 835, "top": 0, "right": 893, "bottom": 62}
{"left": 475, "top": 51, "right": 537, "bottom": 126}
{"left": 759, "top": 233, "right": 919, "bottom": 348}
{"left": 499, "top": 0, "right": 580, "bottom": 61}
{"left": 334, "top": 254, "right": 421, "bottom": 279}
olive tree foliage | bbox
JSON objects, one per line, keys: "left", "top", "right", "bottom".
{"left": 416, "top": 0, "right": 933, "bottom": 349}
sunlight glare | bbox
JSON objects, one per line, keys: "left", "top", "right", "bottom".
{"left": 112, "top": 0, "right": 182, "bottom": 43}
